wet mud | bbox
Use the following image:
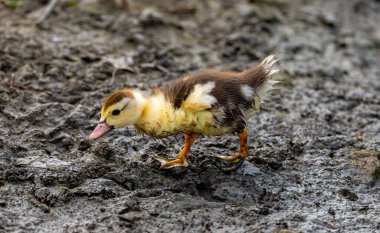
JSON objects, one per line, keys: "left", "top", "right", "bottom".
{"left": 0, "top": 0, "right": 379, "bottom": 232}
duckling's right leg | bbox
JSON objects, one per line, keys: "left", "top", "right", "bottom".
{"left": 217, "top": 128, "right": 249, "bottom": 171}
{"left": 154, "top": 133, "right": 196, "bottom": 169}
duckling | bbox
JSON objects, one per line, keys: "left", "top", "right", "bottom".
{"left": 89, "top": 55, "right": 279, "bottom": 171}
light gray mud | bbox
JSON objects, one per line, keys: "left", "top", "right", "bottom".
{"left": 0, "top": 0, "right": 379, "bottom": 232}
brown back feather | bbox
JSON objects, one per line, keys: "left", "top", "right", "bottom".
{"left": 162, "top": 61, "right": 274, "bottom": 132}
{"left": 240, "top": 65, "right": 270, "bottom": 87}
{"left": 164, "top": 64, "right": 270, "bottom": 109}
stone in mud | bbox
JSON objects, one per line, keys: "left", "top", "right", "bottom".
{"left": 339, "top": 188, "right": 359, "bottom": 201}
{"left": 349, "top": 150, "right": 380, "bottom": 183}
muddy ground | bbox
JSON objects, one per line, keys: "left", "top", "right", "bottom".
{"left": 0, "top": 0, "right": 379, "bottom": 232}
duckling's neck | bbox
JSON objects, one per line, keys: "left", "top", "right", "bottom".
{"left": 135, "top": 93, "right": 179, "bottom": 138}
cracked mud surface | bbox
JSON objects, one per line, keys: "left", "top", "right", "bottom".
{"left": 0, "top": 0, "right": 379, "bottom": 232}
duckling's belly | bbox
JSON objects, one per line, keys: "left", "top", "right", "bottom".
{"left": 185, "top": 112, "right": 232, "bottom": 135}
{"left": 167, "top": 110, "right": 231, "bottom": 136}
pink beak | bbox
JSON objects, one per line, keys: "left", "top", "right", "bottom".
{"left": 88, "top": 122, "right": 113, "bottom": 140}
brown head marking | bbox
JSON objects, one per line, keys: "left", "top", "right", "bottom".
{"left": 103, "top": 89, "right": 134, "bottom": 112}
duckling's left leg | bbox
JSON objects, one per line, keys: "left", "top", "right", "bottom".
{"left": 154, "top": 133, "right": 196, "bottom": 169}
{"left": 217, "top": 128, "right": 248, "bottom": 171}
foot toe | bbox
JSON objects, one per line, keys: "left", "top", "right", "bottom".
{"left": 153, "top": 156, "right": 188, "bottom": 169}
{"left": 160, "top": 162, "right": 188, "bottom": 169}
{"left": 216, "top": 155, "right": 242, "bottom": 163}
{"left": 220, "top": 159, "right": 244, "bottom": 172}
{"left": 153, "top": 156, "right": 170, "bottom": 164}
{"left": 216, "top": 155, "right": 228, "bottom": 160}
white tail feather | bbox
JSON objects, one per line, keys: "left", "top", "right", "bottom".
{"left": 254, "top": 55, "right": 280, "bottom": 110}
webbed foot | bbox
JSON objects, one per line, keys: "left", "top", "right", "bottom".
{"left": 217, "top": 154, "right": 245, "bottom": 171}
{"left": 154, "top": 156, "right": 189, "bottom": 169}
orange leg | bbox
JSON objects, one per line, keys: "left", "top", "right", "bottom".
{"left": 217, "top": 128, "right": 249, "bottom": 171}
{"left": 154, "top": 133, "right": 196, "bottom": 169}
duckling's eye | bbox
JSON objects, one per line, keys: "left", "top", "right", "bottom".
{"left": 112, "top": 109, "right": 121, "bottom": 116}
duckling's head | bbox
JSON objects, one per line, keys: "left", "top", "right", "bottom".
{"left": 89, "top": 89, "right": 147, "bottom": 140}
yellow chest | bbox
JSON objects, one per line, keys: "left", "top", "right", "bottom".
{"left": 134, "top": 96, "right": 232, "bottom": 138}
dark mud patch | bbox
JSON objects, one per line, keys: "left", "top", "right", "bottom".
{"left": 1, "top": 0, "right": 380, "bottom": 232}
